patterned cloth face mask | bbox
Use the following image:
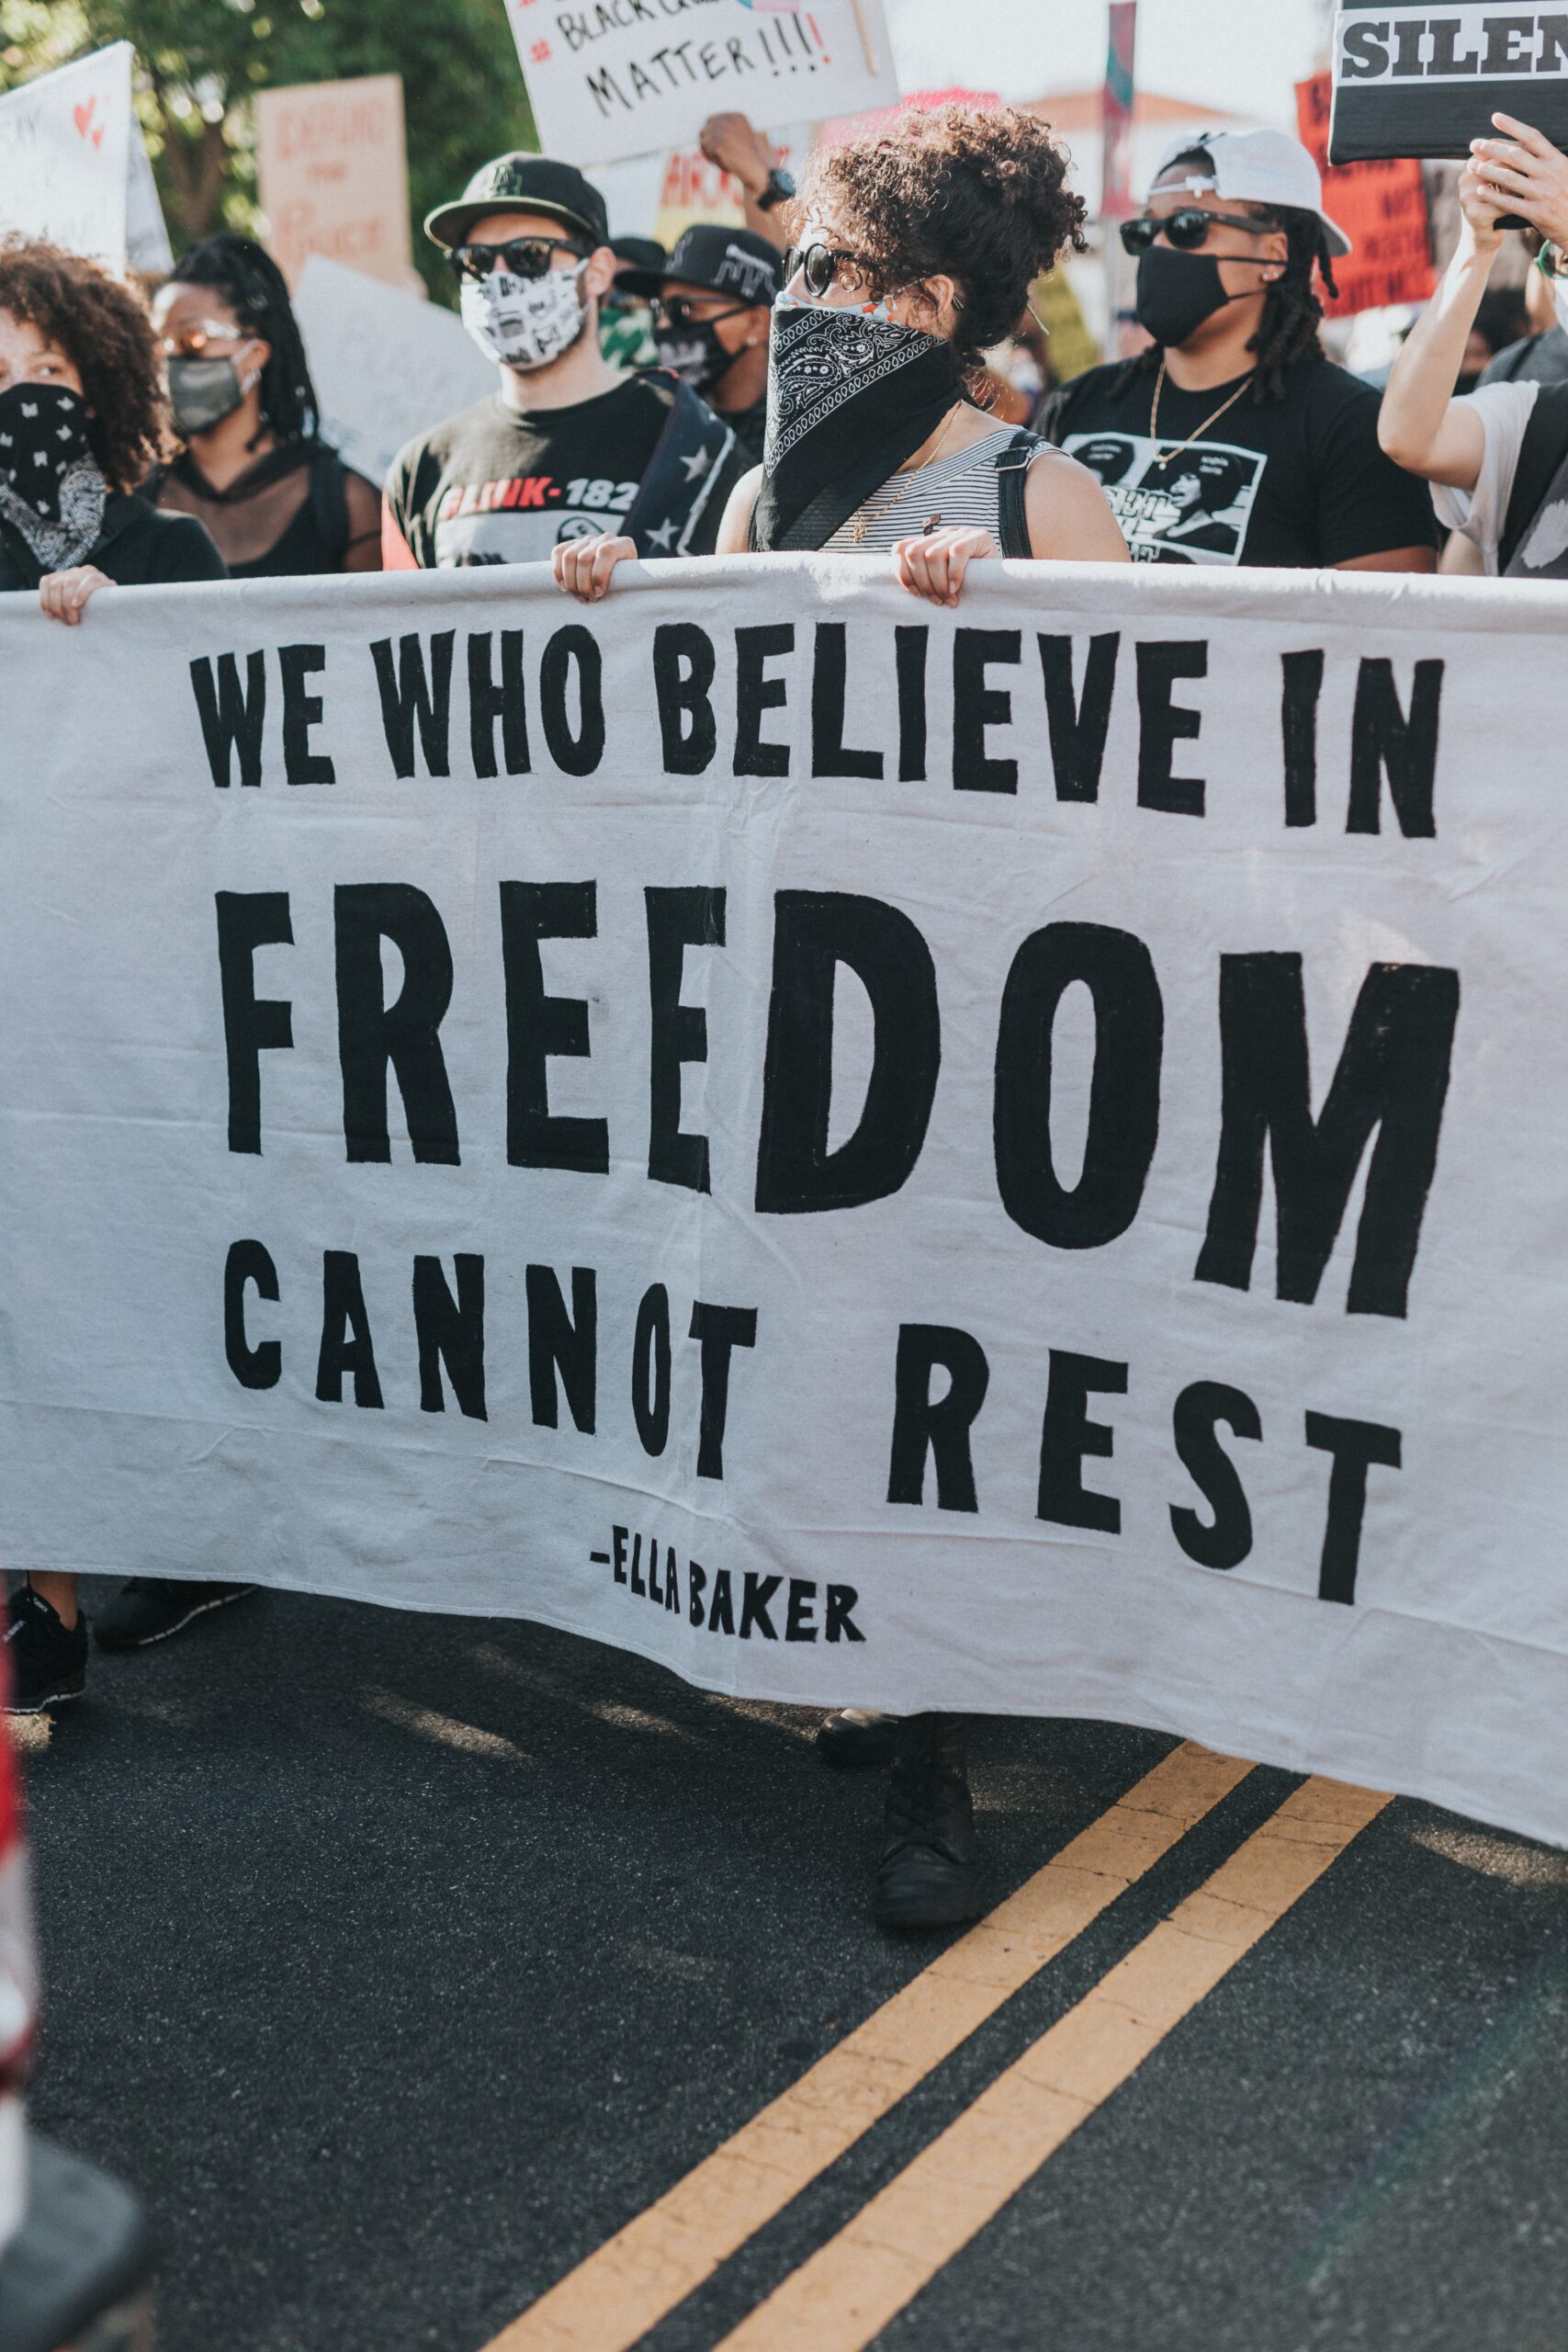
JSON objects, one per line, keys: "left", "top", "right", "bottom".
{"left": 460, "top": 263, "right": 590, "bottom": 372}
{"left": 0, "top": 383, "right": 107, "bottom": 571}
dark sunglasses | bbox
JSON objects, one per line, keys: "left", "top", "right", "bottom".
{"left": 783, "top": 241, "right": 871, "bottom": 300}
{"left": 657, "top": 294, "right": 750, "bottom": 331}
{"left": 1120, "top": 207, "right": 1280, "bottom": 256}
{"left": 446, "top": 234, "right": 589, "bottom": 285}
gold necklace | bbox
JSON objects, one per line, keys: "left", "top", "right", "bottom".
{"left": 1146, "top": 356, "right": 1256, "bottom": 470}
{"left": 851, "top": 402, "right": 964, "bottom": 542}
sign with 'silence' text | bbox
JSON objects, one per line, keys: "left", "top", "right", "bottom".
{"left": 5, "top": 560, "right": 1568, "bottom": 1848}
{"left": 507, "top": 0, "right": 898, "bottom": 168}
{"left": 1331, "top": 1, "right": 1568, "bottom": 160}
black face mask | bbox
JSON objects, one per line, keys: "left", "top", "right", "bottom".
{"left": 167, "top": 353, "right": 248, "bottom": 437}
{"left": 0, "top": 380, "right": 106, "bottom": 569}
{"left": 656, "top": 317, "right": 735, "bottom": 394}
{"left": 1135, "top": 244, "right": 1267, "bottom": 350}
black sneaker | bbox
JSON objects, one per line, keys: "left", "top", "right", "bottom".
{"left": 816, "top": 1709, "right": 902, "bottom": 1769}
{"left": 94, "top": 1578, "right": 257, "bottom": 1653}
{"left": 4, "top": 1583, "right": 88, "bottom": 1713}
{"left": 874, "top": 1713, "right": 985, "bottom": 1931}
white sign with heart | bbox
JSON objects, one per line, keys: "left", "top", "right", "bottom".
{"left": 0, "top": 43, "right": 137, "bottom": 265}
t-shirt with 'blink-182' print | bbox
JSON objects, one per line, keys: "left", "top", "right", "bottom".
{"left": 383, "top": 373, "right": 746, "bottom": 569}
{"left": 1040, "top": 355, "right": 1438, "bottom": 570}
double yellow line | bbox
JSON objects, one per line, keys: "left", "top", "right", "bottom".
{"left": 484, "top": 1746, "right": 1388, "bottom": 2352}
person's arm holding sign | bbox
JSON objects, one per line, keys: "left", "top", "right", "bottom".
{"left": 1382, "top": 117, "right": 1568, "bottom": 565}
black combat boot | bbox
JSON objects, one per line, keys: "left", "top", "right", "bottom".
{"left": 874, "top": 1712, "right": 984, "bottom": 1931}
{"left": 816, "top": 1709, "right": 901, "bottom": 1769}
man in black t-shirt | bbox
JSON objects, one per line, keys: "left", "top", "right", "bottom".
{"left": 1043, "top": 129, "right": 1437, "bottom": 571}
{"left": 385, "top": 153, "right": 747, "bottom": 569}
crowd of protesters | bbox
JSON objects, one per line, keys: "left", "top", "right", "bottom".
{"left": 5, "top": 88, "right": 1568, "bottom": 1932}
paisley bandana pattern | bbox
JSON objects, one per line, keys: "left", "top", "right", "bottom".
{"left": 762, "top": 295, "right": 938, "bottom": 472}
{"left": 0, "top": 384, "right": 106, "bottom": 572}
{"left": 752, "top": 294, "right": 964, "bottom": 553}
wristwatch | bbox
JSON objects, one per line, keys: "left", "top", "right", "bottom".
{"left": 756, "top": 166, "right": 796, "bottom": 213}
{"left": 1536, "top": 241, "right": 1568, "bottom": 279}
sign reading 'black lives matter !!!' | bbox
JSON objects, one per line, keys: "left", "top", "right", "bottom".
{"left": 1332, "top": 0, "right": 1568, "bottom": 160}
{"left": 5, "top": 560, "right": 1568, "bottom": 1847}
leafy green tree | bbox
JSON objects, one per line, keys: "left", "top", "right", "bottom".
{"left": 0, "top": 0, "right": 536, "bottom": 300}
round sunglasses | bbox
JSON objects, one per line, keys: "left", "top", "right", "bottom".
{"left": 783, "top": 241, "right": 873, "bottom": 300}
{"left": 446, "top": 234, "right": 589, "bottom": 286}
{"left": 1120, "top": 207, "right": 1280, "bottom": 257}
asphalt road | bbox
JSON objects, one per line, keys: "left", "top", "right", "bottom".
{"left": 14, "top": 1581, "right": 1568, "bottom": 2352}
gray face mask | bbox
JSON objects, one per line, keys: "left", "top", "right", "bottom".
{"left": 167, "top": 353, "right": 249, "bottom": 437}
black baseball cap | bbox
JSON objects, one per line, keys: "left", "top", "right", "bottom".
{"left": 616, "top": 224, "right": 783, "bottom": 305}
{"left": 424, "top": 154, "right": 610, "bottom": 252}
{"left": 610, "top": 235, "right": 667, "bottom": 277}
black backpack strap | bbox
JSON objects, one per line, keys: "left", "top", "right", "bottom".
{"left": 309, "top": 441, "right": 352, "bottom": 565}
{"left": 994, "top": 429, "right": 1040, "bottom": 559}
{"left": 1499, "top": 383, "right": 1568, "bottom": 571}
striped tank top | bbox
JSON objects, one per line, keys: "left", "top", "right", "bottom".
{"left": 826, "top": 425, "right": 1063, "bottom": 552}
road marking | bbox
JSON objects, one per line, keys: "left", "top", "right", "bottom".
{"left": 483, "top": 1741, "right": 1251, "bottom": 2352}
{"left": 715, "top": 1776, "right": 1392, "bottom": 2352}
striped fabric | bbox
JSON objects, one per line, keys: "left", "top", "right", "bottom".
{"left": 825, "top": 427, "right": 1065, "bottom": 551}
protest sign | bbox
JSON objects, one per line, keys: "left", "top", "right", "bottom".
{"left": 254, "top": 74, "right": 414, "bottom": 289}
{"left": 507, "top": 0, "right": 898, "bottom": 168}
{"left": 1299, "top": 71, "right": 1434, "bottom": 315}
{"left": 0, "top": 44, "right": 134, "bottom": 263}
{"left": 4, "top": 560, "right": 1568, "bottom": 1847}
{"left": 1330, "top": 2, "right": 1568, "bottom": 163}
{"left": 292, "top": 256, "right": 495, "bottom": 491}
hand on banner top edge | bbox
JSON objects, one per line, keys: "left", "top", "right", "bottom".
{"left": 1469, "top": 114, "right": 1568, "bottom": 250}
{"left": 892, "top": 524, "right": 1002, "bottom": 608}
{"left": 38, "top": 565, "right": 112, "bottom": 626}
{"left": 551, "top": 531, "right": 637, "bottom": 603}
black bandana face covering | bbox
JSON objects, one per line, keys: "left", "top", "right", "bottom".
{"left": 0, "top": 383, "right": 106, "bottom": 571}
{"left": 751, "top": 295, "right": 964, "bottom": 552}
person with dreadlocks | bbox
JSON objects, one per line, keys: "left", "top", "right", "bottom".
{"left": 145, "top": 232, "right": 381, "bottom": 579}
{"left": 1042, "top": 130, "right": 1437, "bottom": 572}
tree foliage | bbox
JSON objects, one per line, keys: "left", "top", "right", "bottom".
{"left": 0, "top": 0, "right": 536, "bottom": 300}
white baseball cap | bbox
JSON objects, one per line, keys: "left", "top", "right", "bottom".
{"left": 1149, "top": 127, "right": 1352, "bottom": 258}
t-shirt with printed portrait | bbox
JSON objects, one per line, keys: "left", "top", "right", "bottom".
{"left": 1041, "top": 356, "right": 1438, "bottom": 570}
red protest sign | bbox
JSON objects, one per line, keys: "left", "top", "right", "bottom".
{"left": 1296, "top": 71, "right": 1434, "bottom": 317}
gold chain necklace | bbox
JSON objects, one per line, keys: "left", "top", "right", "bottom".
{"left": 1146, "top": 356, "right": 1256, "bottom": 470}
{"left": 851, "top": 402, "right": 964, "bottom": 542}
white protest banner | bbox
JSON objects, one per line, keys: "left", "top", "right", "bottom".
{"left": 292, "top": 256, "right": 495, "bottom": 491}
{"left": 4, "top": 562, "right": 1568, "bottom": 1847}
{"left": 1331, "top": 0, "right": 1568, "bottom": 161}
{"left": 0, "top": 44, "right": 133, "bottom": 263}
{"left": 507, "top": 0, "right": 897, "bottom": 167}
{"left": 254, "top": 74, "right": 414, "bottom": 289}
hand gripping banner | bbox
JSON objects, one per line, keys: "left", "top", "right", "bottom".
{"left": 3, "top": 559, "right": 1566, "bottom": 1845}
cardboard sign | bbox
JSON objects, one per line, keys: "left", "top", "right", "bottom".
{"left": 292, "top": 255, "right": 495, "bottom": 490}
{"left": 254, "top": 74, "right": 414, "bottom": 289}
{"left": 1330, "top": 2, "right": 1568, "bottom": 162}
{"left": 508, "top": 0, "right": 898, "bottom": 168}
{"left": 6, "top": 560, "right": 1568, "bottom": 1849}
{"left": 0, "top": 44, "right": 134, "bottom": 264}
{"left": 1299, "top": 72, "right": 1435, "bottom": 316}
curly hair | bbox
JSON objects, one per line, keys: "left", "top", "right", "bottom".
{"left": 168, "top": 233, "right": 320, "bottom": 443}
{"left": 797, "top": 106, "right": 1087, "bottom": 371}
{"left": 1113, "top": 151, "right": 1339, "bottom": 405}
{"left": 0, "top": 237, "right": 168, "bottom": 492}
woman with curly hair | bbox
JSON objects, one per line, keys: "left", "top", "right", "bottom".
{"left": 551, "top": 108, "right": 1125, "bottom": 1935}
{"left": 554, "top": 104, "right": 1128, "bottom": 608}
{"left": 148, "top": 232, "right": 381, "bottom": 580}
{"left": 0, "top": 237, "right": 223, "bottom": 628}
